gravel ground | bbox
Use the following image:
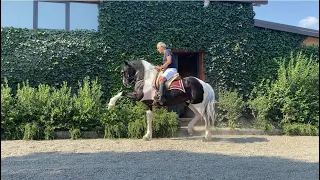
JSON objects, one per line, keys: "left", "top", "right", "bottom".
{"left": 1, "top": 135, "right": 319, "bottom": 180}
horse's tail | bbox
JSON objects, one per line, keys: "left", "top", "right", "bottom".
{"left": 204, "top": 83, "right": 215, "bottom": 127}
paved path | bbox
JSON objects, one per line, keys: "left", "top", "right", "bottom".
{"left": 1, "top": 135, "right": 319, "bottom": 180}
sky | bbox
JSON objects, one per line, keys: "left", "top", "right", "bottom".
{"left": 253, "top": 0, "right": 319, "bottom": 30}
{"left": 1, "top": 0, "right": 319, "bottom": 31}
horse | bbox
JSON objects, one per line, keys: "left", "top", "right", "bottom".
{"left": 108, "top": 59, "right": 215, "bottom": 141}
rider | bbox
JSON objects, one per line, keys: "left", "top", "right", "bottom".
{"left": 155, "top": 42, "right": 178, "bottom": 105}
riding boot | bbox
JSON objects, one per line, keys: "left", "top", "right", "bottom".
{"left": 158, "top": 82, "right": 166, "bottom": 105}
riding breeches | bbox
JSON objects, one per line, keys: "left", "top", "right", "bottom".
{"left": 161, "top": 68, "right": 177, "bottom": 80}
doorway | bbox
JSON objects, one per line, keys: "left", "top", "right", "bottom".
{"left": 167, "top": 51, "right": 204, "bottom": 118}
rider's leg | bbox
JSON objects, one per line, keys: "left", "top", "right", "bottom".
{"left": 158, "top": 76, "right": 167, "bottom": 105}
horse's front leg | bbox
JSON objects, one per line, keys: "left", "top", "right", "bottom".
{"left": 108, "top": 92, "right": 124, "bottom": 109}
{"left": 108, "top": 91, "right": 140, "bottom": 109}
{"left": 143, "top": 110, "right": 152, "bottom": 141}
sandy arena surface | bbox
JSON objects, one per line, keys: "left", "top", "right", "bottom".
{"left": 1, "top": 135, "right": 319, "bottom": 180}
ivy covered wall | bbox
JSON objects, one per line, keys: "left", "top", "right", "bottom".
{"left": 98, "top": 1, "right": 310, "bottom": 95}
{"left": 1, "top": 1, "right": 317, "bottom": 100}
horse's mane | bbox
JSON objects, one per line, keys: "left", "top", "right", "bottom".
{"left": 128, "top": 59, "right": 155, "bottom": 70}
{"left": 126, "top": 59, "right": 156, "bottom": 81}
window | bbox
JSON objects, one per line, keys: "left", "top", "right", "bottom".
{"left": 1, "top": 0, "right": 99, "bottom": 30}
{"left": 38, "top": 2, "right": 65, "bottom": 30}
{"left": 1, "top": 0, "right": 33, "bottom": 29}
{"left": 70, "top": 2, "right": 98, "bottom": 30}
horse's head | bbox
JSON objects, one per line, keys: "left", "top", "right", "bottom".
{"left": 122, "top": 61, "right": 137, "bottom": 87}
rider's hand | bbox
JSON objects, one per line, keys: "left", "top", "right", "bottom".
{"left": 155, "top": 66, "right": 162, "bottom": 71}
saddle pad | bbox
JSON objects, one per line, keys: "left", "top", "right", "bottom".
{"left": 154, "top": 71, "right": 181, "bottom": 90}
{"left": 168, "top": 79, "right": 186, "bottom": 93}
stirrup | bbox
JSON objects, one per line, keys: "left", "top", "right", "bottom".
{"left": 158, "top": 96, "right": 166, "bottom": 105}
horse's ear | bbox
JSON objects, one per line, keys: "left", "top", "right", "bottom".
{"left": 124, "top": 61, "right": 129, "bottom": 66}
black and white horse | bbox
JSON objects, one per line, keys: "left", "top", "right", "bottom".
{"left": 108, "top": 59, "right": 215, "bottom": 141}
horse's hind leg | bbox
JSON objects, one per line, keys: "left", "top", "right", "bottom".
{"left": 143, "top": 110, "right": 152, "bottom": 141}
{"left": 203, "top": 115, "right": 212, "bottom": 142}
{"left": 187, "top": 104, "right": 201, "bottom": 135}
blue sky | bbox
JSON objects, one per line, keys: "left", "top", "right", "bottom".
{"left": 1, "top": 0, "right": 319, "bottom": 30}
{"left": 253, "top": 0, "right": 319, "bottom": 30}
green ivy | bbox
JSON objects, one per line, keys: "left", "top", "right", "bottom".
{"left": 1, "top": 28, "right": 114, "bottom": 100}
{"left": 98, "top": 1, "right": 317, "bottom": 95}
{"left": 1, "top": 1, "right": 318, "bottom": 102}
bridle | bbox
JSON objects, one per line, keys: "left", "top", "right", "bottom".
{"left": 125, "top": 71, "right": 139, "bottom": 82}
{"left": 124, "top": 68, "right": 155, "bottom": 83}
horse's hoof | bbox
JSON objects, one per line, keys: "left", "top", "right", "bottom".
{"left": 187, "top": 128, "right": 194, "bottom": 135}
{"left": 143, "top": 135, "right": 151, "bottom": 141}
{"left": 202, "top": 137, "right": 210, "bottom": 142}
{"left": 108, "top": 104, "right": 115, "bottom": 110}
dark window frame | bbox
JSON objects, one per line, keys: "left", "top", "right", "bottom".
{"left": 33, "top": 0, "right": 101, "bottom": 30}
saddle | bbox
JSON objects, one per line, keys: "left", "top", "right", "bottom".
{"left": 153, "top": 70, "right": 181, "bottom": 91}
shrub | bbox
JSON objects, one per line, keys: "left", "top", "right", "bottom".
{"left": 47, "top": 82, "right": 73, "bottom": 138}
{"left": 100, "top": 98, "right": 133, "bottom": 138}
{"left": 248, "top": 52, "right": 319, "bottom": 135}
{"left": 35, "top": 84, "right": 52, "bottom": 139}
{"left": 1, "top": 78, "right": 21, "bottom": 139}
{"left": 1, "top": 77, "right": 180, "bottom": 140}
{"left": 127, "top": 102, "right": 148, "bottom": 138}
{"left": 23, "top": 123, "right": 41, "bottom": 140}
{"left": 101, "top": 97, "right": 179, "bottom": 139}
{"left": 282, "top": 123, "right": 318, "bottom": 136}
{"left": 71, "top": 76, "right": 103, "bottom": 137}
{"left": 216, "top": 88, "right": 247, "bottom": 128}
{"left": 247, "top": 80, "right": 277, "bottom": 131}
{"left": 70, "top": 128, "right": 81, "bottom": 140}
{"left": 152, "top": 107, "right": 179, "bottom": 138}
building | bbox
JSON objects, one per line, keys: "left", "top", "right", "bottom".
{"left": 2, "top": 0, "right": 319, "bottom": 119}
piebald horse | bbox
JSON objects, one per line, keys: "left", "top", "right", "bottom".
{"left": 108, "top": 59, "right": 215, "bottom": 141}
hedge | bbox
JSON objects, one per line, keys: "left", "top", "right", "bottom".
{"left": 1, "top": 77, "right": 179, "bottom": 140}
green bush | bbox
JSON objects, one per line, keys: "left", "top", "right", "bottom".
{"left": 70, "top": 128, "right": 81, "bottom": 140}
{"left": 1, "top": 78, "right": 21, "bottom": 139}
{"left": 127, "top": 102, "right": 148, "bottom": 138}
{"left": 278, "top": 53, "right": 319, "bottom": 127}
{"left": 48, "top": 82, "right": 73, "bottom": 135}
{"left": 101, "top": 98, "right": 179, "bottom": 139}
{"left": 248, "top": 52, "right": 319, "bottom": 135}
{"left": 216, "top": 88, "right": 247, "bottom": 128}
{"left": 71, "top": 76, "right": 103, "bottom": 134}
{"left": 23, "top": 123, "right": 41, "bottom": 140}
{"left": 35, "top": 84, "right": 52, "bottom": 139}
{"left": 15, "top": 81, "right": 55, "bottom": 139}
{"left": 247, "top": 79, "right": 277, "bottom": 131}
{"left": 152, "top": 107, "right": 179, "bottom": 138}
{"left": 1, "top": 77, "right": 181, "bottom": 140}
{"left": 15, "top": 81, "right": 43, "bottom": 139}
{"left": 282, "top": 123, "right": 318, "bottom": 136}
{"left": 101, "top": 98, "right": 138, "bottom": 138}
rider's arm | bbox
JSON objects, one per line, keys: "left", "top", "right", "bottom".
{"left": 161, "top": 55, "right": 172, "bottom": 69}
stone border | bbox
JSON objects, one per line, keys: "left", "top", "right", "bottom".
{"left": 1, "top": 127, "right": 283, "bottom": 140}
{"left": 179, "top": 126, "right": 282, "bottom": 136}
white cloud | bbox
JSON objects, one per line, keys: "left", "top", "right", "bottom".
{"left": 299, "top": 16, "right": 319, "bottom": 30}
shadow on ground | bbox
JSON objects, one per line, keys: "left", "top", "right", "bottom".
{"left": 170, "top": 136, "right": 269, "bottom": 143}
{"left": 1, "top": 150, "right": 318, "bottom": 180}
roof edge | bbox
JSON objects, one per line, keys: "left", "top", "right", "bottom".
{"left": 211, "top": 0, "right": 268, "bottom": 5}
{"left": 254, "top": 19, "right": 319, "bottom": 38}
